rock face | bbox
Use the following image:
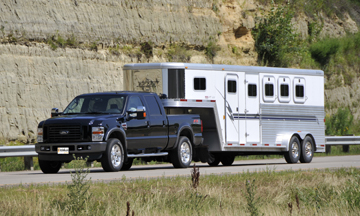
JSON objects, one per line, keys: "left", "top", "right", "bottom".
{"left": 0, "top": 0, "right": 221, "bottom": 46}
{"left": 0, "top": 0, "right": 359, "bottom": 142}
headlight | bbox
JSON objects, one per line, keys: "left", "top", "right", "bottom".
{"left": 92, "top": 127, "right": 104, "bottom": 142}
{"left": 37, "top": 128, "right": 43, "bottom": 143}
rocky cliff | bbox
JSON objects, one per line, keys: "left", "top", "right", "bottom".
{"left": 0, "top": 0, "right": 358, "bottom": 142}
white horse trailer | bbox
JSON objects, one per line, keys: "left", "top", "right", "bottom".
{"left": 123, "top": 63, "right": 325, "bottom": 165}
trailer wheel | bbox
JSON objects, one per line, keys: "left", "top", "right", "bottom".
{"left": 121, "top": 158, "right": 134, "bottom": 170}
{"left": 39, "top": 160, "right": 61, "bottom": 174}
{"left": 101, "top": 138, "right": 124, "bottom": 172}
{"left": 207, "top": 154, "right": 220, "bottom": 166}
{"left": 300, "top": 136, "right": 314, "bottom": 163}
{"left": 171, "top": 136, "right": 192, "bottom": 168}
{"left": 220, "top": 155, "right": 235, "bottom": 166}
{"left": 284, "top": 136, "right": 301, "bottom": 163}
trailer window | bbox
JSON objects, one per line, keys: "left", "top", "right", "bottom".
{"left": 293, "top": 77, "right": 306, "bottom": 103}
{"left": 228, "top": 80, "right": 237, "bottom": 93}
{"left": 280, "top": 84, "right": 289, "bottom": 97}
{"left": 265, "top": 84, "right": 274, "bottom": 96}
{"left": 248, "top": 84, "right": 257, "bottom": 97}
{"left": 194, "top": 78, "right": 206, "bottom": 90}
{"left": 296, "top": 85, "right": 304, "bottom": 98}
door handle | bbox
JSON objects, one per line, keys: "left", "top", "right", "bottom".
{"left": 163, "top": 120, "right": 166, "bottom": 127}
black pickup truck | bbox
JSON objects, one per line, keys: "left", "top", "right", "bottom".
{"left": 35, "top": 92, "right": 203, "bottom": 173}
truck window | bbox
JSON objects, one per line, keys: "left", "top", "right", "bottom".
{"left": 194, "top": 78, "right": 206, "bottom": 90}
{"left": 248, "top": 84, "right": 257, "bottom": 97}
{"left": 227, "top": 80, "right": 237, "bottom": 93}
{"left": 144, "top": 95, "right": 162, "bottom": 115}
{"left": 127, "top": 96, "right": 144, "bottom": 111}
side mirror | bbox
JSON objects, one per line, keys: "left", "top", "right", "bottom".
{"left": 51, "top": 108, "right": 62, "bottom": 117}
{"left": 126, "top": 106, "right": 146, "bottom": 120}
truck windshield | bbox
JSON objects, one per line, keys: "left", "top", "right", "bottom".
{"left": 63, "top": 95, "right": 127, "bottom": 114}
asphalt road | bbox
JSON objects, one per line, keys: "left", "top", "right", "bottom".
{"left": 1, "top": 155, "right": 360, "bottom": 187}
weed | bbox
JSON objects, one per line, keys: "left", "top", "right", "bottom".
{"left": 167, "top": 43, "right": 191, "bottom": 62}
{"left": 66, "top": 34, "right": 77, "bottom": 47}
{"left": 126, "top": 201, "right": 135, "bottom": 216}
{"left": 65, "top": 156, "right": 91, "bottom": 214}
{"left": 90, "top": 42, "right": 97, "bottom": 51}
{"left": 140, "top": 42, "right": 153, "bottom": 58}
{"left": 205, "top": 41, "right": 220, "bottom": 62}
{"left": 191, "top": 164, "right": 200, "bottom": 190}
{"left": 244, "top": 179, "right": 262, "bottom": 216}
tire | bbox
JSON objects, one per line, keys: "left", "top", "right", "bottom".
{"left": 207, "top": 154, "right": 221, "bottom": 166}
{"left": 101, "top": 138, "right": 124, "bottom": 172}
{"left": 220, "top": 155, "right": 235, "bottom": 166}
{"left": 121, "top": 158, "right": 134, "bottom": 170}
{"left": 300, "top": 136, "right": 314, "bottom": 163}
{"left": 284, "top": 136, "right": 301, "bottom": 163}
{"left": 171, "top": 136, "right": 192, "bottom": 168}
{"left": 39, "top": 159, "right": 61, "bottom": 174}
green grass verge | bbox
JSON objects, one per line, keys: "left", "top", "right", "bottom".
{"left": 1, "top": 168, "right": 360, "bottom": 215}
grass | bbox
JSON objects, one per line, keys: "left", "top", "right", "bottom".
{"left": 0, "top": 168, "right": 360, "bottom": 215}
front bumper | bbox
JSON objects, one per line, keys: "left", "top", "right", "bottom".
{"left": 35, "top": 141, "right": 107, "bottom": 161}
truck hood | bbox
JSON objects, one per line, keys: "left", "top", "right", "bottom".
{"left": 44, "top": 114, "right": 124, "bottom": 126}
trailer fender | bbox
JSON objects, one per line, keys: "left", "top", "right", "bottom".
{"left": 278, "top": 131, "right": 311, "bottom": 151}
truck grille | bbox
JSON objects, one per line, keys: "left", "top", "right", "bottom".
{"left": 46, "top": 125, "right": 84, "bottom": 143}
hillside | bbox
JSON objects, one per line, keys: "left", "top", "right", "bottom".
{"left": 0, "top": 0, "right": 359, "bottom": 142}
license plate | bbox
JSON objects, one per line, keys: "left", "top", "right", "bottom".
{"left": 57, "top": 147, "right": 69, "bottom": 154}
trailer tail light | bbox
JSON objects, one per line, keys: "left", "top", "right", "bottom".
{"left": 264, "top": 144, "right": 269, "bottom": 146}
{"left": 321, "top": 145, "right": 325, "bottom": 147}
{"left": 180, "top": 99, "right": 187, "bottom": 101}
{"left": 252, "top": 144, "right": 257, "bottom": 146}
{"left": 276, "top": 144, "right": 282, "bottom": 146}
{"left": 240, "top": 144, "right": 245, "bottom": 146}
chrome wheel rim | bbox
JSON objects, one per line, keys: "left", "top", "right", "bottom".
{"left": 111, "top": 144, "right": 122, "bottom": 167}
{"left": 180, "top": 141, "right": 191, "bottom": 164}
{"left": 305, "top": 141, "right": 312, "bottom": 158}
{"left": 291, "top": 141, "right": 299, "bottom": 159}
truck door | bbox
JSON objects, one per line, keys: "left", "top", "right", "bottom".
{"left": 225, "top": 74, "right": 239, "bottom": 145}
{"left": 245, "top": 74, "right": 260, "bottom": 144}
{"left": 125, "top": 95, "right": 149, "bottom": 150}
{"left": 143, "top": 95, "right": 168, "bottom": 150}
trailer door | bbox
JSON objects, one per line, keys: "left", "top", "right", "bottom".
{"left": 225, "top": 74, "right": 239, "bottom": 145}
{"left": 245, "top": 74, "right": 260, "bottom": 144}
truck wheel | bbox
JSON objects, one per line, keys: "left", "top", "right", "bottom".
{"left": 121, "top": 158, "right": 134, "bottom": 170}
{"left": 101, "top": 138, "right": 124, "bottom": 172}
{"left": 171, "top": 136, "right": 192, "bottom": 168}
{"left": 208, "top": 154, "right": 220, "bottom": 166}
{"left": 300, "top": 136, "right": 314, "bottom": 163}
{"left": 220, "top": 155, "right": 235, "bottom": 166}
{"left": 284, "top": 136, "right": 301, "bottom": 163}
{"left": 39, "top": 160, "right": 61, "bottom": 174}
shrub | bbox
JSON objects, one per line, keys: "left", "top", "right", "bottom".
{"left": 167, "top": 43, "right": 191, "bottom": 62}
{"left": 325, "top": 107, "right": 353, "bottom": 135}
{"left": 205, "top": 41, "right": 220, "bottom": 62}
{"left": 309, "top": 38, "right": 340, "bottom": 66}
{"left": 252, "top": 2, "right": 299, "bottom": 67}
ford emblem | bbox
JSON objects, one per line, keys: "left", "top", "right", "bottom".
{"left": 60, "top": 130, "right": 69, "bottom": 135}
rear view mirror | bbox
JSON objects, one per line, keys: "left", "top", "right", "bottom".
{"left": 127, "top": 106, "right": 146, "bottom": 119}
{"left": 51, "top": 108, "right": 62, "bottom": 117}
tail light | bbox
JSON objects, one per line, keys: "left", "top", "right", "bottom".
{"left": 201, "top": 120, "right": 203, "bottom": 133}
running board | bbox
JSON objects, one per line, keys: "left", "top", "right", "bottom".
{"left": 127, "top": 152, "right": 168, "bottom": 158}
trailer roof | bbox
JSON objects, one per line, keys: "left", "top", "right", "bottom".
{"left": 123, "top": 63, "right": 324, "bottom": 76}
